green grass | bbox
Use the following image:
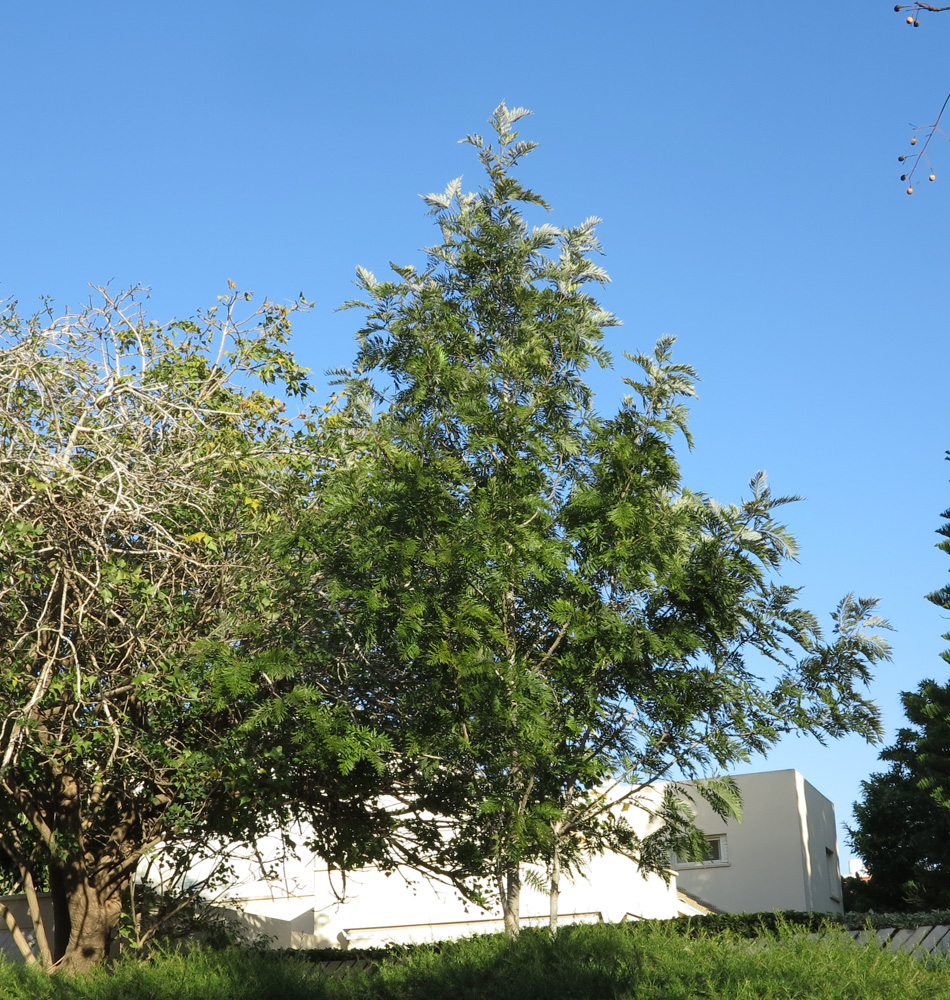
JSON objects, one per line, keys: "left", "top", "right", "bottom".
{"left": 2, "top": 922, "right": 950, "bottom": 999}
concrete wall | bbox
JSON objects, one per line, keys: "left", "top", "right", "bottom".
{"left": 0, "top": 770, "right": 844, "bottom": 961}
{"left": 673, "top": 769, "right": 842, "bottom": 915}
{"left": 799, "top": 773, "right": 843, "bottom": 912}
{"left": 169, "top": 771, "right": 845, "bottom": 948}
{"left": 215, "top": 797, "right": 693, "bottom": 949}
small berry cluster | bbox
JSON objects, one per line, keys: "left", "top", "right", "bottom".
{"left": 897, "top": 114, "right": 949, "bottom": 193}
{"left": 898, "top": 134, "right": 937, "bottom": 195}
{"left": 895, "top": 3, "right": 921, "bottom": 27}
{"left": 895, "top": 2, "right": 950, "bottom": 26}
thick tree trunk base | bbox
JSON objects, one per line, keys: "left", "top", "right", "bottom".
{"left": 49, "top": 878, "right": 121, "bottom": 975}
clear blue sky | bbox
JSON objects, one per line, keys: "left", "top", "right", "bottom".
{"left": 3, "top": 1, "right": 948, "bottom": 871}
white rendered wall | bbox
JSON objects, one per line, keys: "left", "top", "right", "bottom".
{"left": 208, "top": 795, "right": 690, "bottom": 949}
{"left": 147, "top": 769, "right": 843, "bottom": 950}
{"left": 799, "top": 773, "right": 843, "bottom": 913}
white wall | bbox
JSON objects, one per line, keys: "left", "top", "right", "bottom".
{"left": 211, "top": 794, "right": 692, "bottom": 949}
{"left": 0, "top": 770, "right": 841, "bottom": 961}
{"left": 147, "top": 768, "right": 842, "bottom": 951}
{"left": 799, "top": 773, "right": 843, "bottom": 911}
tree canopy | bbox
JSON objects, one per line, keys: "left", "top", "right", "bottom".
{"left": 0, "top": 288, "right": 387, "bottom": 971}
{"left": 289, "top": 103, "right": 893, "bottom": 936}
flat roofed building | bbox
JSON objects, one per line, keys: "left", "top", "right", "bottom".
{"left": 672, "top": 769, "right": 842, "bottom": 915}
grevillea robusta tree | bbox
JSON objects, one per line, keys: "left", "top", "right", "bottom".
{"left": 300, "top": 104, "right": 893, "bottom": 937}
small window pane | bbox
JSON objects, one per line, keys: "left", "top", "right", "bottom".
{"left": 672, "top": 835, "right": 726, "bottom": 867}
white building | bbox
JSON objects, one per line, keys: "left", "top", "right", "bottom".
{"left": 672, "top": 769, "right": 843, "bottom": 915}
{"left": 206, "top": 789, "right": 704, "bottom": 950}
{"left": 213, "top": 768, "right": 842, "bottom": 947}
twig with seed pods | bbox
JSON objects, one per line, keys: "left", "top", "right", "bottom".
{"left": 894, "top": 5, "right": 950, "bottom": 191}
{"left": 897, "top": 93, "right": 949, "bottom": 193}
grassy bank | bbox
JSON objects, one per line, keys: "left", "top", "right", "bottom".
{"left": 2, "top": 922, "right": 949, "bottom": 1000}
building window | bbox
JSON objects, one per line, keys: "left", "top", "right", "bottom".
{"left": 672, "top": 835, "right": 728, "bottom": 868}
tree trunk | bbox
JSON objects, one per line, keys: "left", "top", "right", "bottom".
{"left": 51, "top": 870, "right": 123, "bottom": 974}
{"left": 548, "top": 842, "right": 560, "bottom": 937}
{"left": 499, "top": 865, "right": 521, "bottom": 939}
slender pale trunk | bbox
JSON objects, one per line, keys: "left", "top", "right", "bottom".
{"left": 22, "top": 867, "right": 52, "bottom": 967}
{"left": 548, "top": 841, "right": 560, "bottom": 937}
{"left": 499, "top": 865, "right": 521, "bottom": 939}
